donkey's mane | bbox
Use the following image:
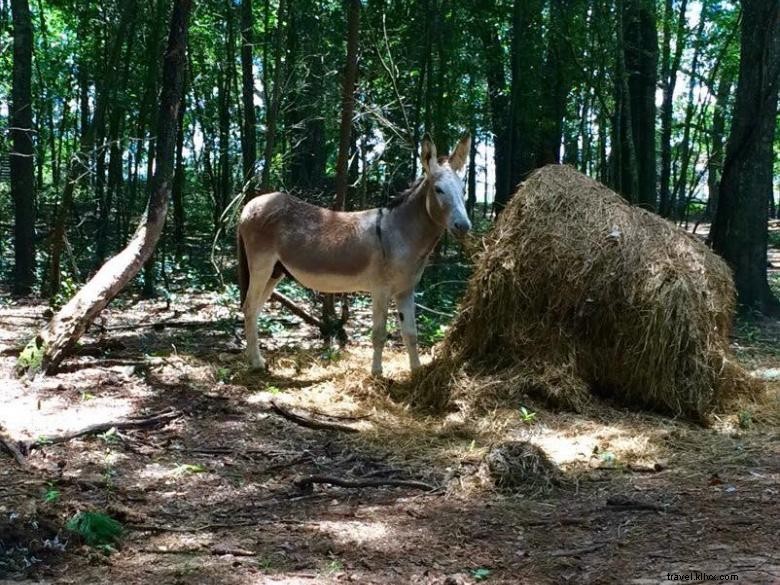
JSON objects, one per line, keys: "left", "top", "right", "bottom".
{"left": 386, "top": 155, "right": 451, "bottom": 210}
{"left": 387, "top": 176, "right": 425, "bottom": 210}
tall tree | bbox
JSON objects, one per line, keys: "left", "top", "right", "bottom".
{"left": 616, "top": 0, "right": 658, "bottom": 209}
{"left": 323, "top": 0, "right": 361, "bottom": 338}
{"left": 711, "top": 0, "right": 779, "bottom": 313}
{"left": 332, "top": 0, "right": 361, "bottom": 211}
{"left": 658, "top": 0, "right": 688, "bottom": 217}
{"left": 10, "top": 0, "right": 35, "bottom": 296}
{"left": 240, "top": 0, "right": 257, "bottom": 193}
{"left": 34, "top": 0, "right": 193, "bottom": 374}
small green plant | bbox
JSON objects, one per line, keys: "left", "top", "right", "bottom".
{"left": 16, "top": 336, "right": 45, "bottom": 375}
{"left": 738, "top": 410, "right": 752, "bottom": 430}
{"left": 320, "top": 347, "right": 341, "bottom": 362}
{"left": 172, "top": 463, "right": 207, "bottom": 477}
{"left": 215, "top": 366, "right": 232, "bottom": 383}
{"left": 324, "top": 559, "right": 343, "bottom": 575}
{"left": 66, "top": 511, "right": 123, "bottom": 547}
{"left": 98, "top": 428, "right": 120, "bottom": 444}
{"left": 265, "top": 385, "right": 282, "bottom": 394}
{"left": 42, "top": 483, "right": 60, "bottom": 504}
{"left": 80, "top": 391, "right": 96, "bottom": 401}
{"left": 471, "top": 567, "right": 492, "bottom": 581}
{"left": 52, "top": 275, "right": 79, "bottom": 309}
{"left": 519, "top": 406, "right": 537, "bottom": 424}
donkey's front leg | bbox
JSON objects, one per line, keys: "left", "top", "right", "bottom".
{"left": 371, "top": 292, "right": 389, "bottom": 376}
{"left": 395, "top": 290, "right": 421, "bottom": 372}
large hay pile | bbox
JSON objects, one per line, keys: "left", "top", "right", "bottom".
{"left": 415, "top": 165, "right": 757, "bottom": 420}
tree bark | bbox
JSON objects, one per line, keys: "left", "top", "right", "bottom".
{"left": 240, "top": 0, "right": 257, "bottom": 193}
{"left": 323, "top": 0, "right": 361, "bottom": 339}
{"left": 332, "top": 0, "right": 361, "bottom": 211}
{"left": 260, "top": 0, "right": 287, "bottom": 190}
{"left": 658, "top": 0, "right": 688, "bottom": 217}
{"left": 477, "top": 8, "right": 511, "bottom": 213}
{"left": 711, "top": 0, "right": 779, "bottom": 313}
{"left": 34, "top": 0, "right": 193, "bottom": 374}
{"left": 620, "top": 0, "right": 657, "bottom": 210}
{"left": 10, "top": 0, "right": 35, "bottom": 296}
{"left": 705, "top": 70, "right": 733, "bottom": 221}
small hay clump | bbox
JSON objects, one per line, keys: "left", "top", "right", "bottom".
{"left": 415, "top": 165, "right": 757, "bottom": 420}
{"left": 482, "top": 441, "right": 562, "bottom": 493}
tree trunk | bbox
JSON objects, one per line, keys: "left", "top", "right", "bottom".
{"left": 323, "top": 0, "right": 361, "bottom": 340}
{"left": 240, "top": 0, "right": 257, "bottom": 193}
{"left": 332, "top": 0, "right": 361, "bottom": 211}
{"left": 477, "top": 9, "right": 511, "bottom": 213}
{"left": 34, "top": 0, "right": 192, "bottom": 374}
{"left": 172, "top": 88, "right": 187, "bottom": 257}
{"left": 622, "top": 0, "right": 657, "bottom": 210}
{"left": 711, "top": 0, "right": 779, "bottom": 313}
{"left": 658, "top": 0, "right": 688, "bottom": 217}
{"left": 705, "top": 70, "right": 733, "bottom": 220}
{"left": 10, "top": 0, "right": 35, "bottom": 296}
{"left": 260, "top": 0, "right": 287, "bottom": 190}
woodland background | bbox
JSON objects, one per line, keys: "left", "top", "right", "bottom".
{"left": 1, "top": 0, "right": 778, "bottom": 316}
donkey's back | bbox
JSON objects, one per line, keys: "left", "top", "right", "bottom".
{"left": 238, "top": 192, "right": 383, "bottom": 297}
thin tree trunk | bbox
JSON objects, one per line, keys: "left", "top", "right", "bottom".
{"left": 34, "top": 0, "right": 192, "bottom": 374}
{"left": 240, "top": 0, "right": 257, "bottom": 194}
{"left": 332, "top": 0, "right": 361, "bottom": 211}
{"left": 10, "top": 0, "right": 35, "bottom": 295}
{"left": 260, "top": 0, "right": 286, "bottom": 190}
{"left": 172, "top": 87, "right": 187, "bottom": 257}
{"left": 711, "top": 0, "right": 779, "bottom": 313}
{"left": 705, "top": 71, "right": 733, "bottom": 220}
{"left": 323, "top": 0, "right": 361, "bottom": 339}
{"left": 658, "top": 0, "right": 688, "bottom": 217}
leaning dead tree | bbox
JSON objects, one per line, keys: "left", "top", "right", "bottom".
{"left": 25, "top": 0, "right": 193, "bottom": 375}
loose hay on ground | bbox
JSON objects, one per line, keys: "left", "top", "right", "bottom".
{"left": 412, "top": 165, "right": 760, "bottom": 420}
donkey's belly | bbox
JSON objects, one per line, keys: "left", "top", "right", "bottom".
{"left": 283, "top": 265, "right": 374, "bottom": 294}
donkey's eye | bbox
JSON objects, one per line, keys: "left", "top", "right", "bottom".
{"left": 435, "top": 186, "right": 444, "bottom": 194}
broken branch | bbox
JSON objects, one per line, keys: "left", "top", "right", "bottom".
{"left": 270, "top": 400, "right": 361, "bottom": 433}
{"left": 295, "top": 474, "right": 437, "bottom": 492}
{"left": 30, "top": 410, "right": 179, "bottom": 450}
{"left": 0, "top": 427, "right": 27, "bottom": 467}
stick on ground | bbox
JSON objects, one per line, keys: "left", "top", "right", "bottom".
{"left": 0, "top": 427, "right": 27, "bottom": 467}
{"left": 30, "top": 410, "right": 179, "bottom": 450}
{"left": 295, "top": 474, "right": 437, "bottom": 492}
{"left": 270, "top": 400, "right": 361, "bottom": 433}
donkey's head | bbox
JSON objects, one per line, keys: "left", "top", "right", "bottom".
{"left": 420, "top": 134, "right": 472, "bottom": 237}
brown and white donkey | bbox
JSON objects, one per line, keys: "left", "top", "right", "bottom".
{"left": 237, "top": 134, "right": 472, "bottom": 375}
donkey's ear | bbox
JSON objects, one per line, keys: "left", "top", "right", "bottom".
{"left": 421, "top": 134, "right": 438, "bottom": 174}
{"left": 449, "top": 133, "right": 471, "bottom": 172}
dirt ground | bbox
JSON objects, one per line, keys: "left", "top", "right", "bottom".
{"left": 1, "top": 290, "right": 779, "bottom": 585}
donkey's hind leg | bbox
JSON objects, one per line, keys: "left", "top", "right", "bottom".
{"left": 243, "top": 263, "right": 277, "bottom": 369}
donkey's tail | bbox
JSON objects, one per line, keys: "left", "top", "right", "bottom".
{"left": 237, "top": 230, "right": 249, "bottom": 308}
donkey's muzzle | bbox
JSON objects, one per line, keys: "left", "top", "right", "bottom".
{"left": 451, "top": 219, "right": 472, "bottom": 237}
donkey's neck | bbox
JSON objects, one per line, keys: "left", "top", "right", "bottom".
{"left": 386, "top": 181, "right": 444, "bottom": 262}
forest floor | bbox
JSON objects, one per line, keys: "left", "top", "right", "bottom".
{"left": 1, "top": 271, "right": 779, "bottom": 584}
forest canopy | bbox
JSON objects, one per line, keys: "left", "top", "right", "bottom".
{"left": 0, "top": 0, "right": 778, "bottom": 312}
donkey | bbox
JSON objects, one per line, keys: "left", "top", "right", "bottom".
{"left": 237, "top": 134, "right": 472, "bottom": 375}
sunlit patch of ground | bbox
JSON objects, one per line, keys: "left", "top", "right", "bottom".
{"left": 1, "top": 292, "right": 779, "bottom": 584}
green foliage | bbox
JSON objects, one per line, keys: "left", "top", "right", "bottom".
{"left": 66, "top": 511, "right": 123, "bottom": 547}
{"left": 519, "top": 406, "right": 537, "bottom": 424}
{"left": 471, "top": 567, "right": 492, "bottom": 581}
{"left": 51, "top": 274, "right": 79, "bottom": 310}
{"left": 16, "top": 337, "right": 45, "bottom": 375}
{"left": 172, "top": 463, "right": 207, "bottom": 476}
{"left": 42, "top": 483, "right": 60, "bottom": 504}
